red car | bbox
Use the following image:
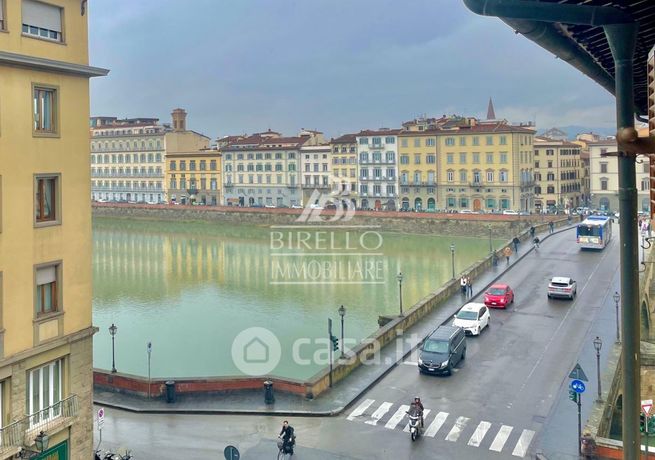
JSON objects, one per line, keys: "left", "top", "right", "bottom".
{"left": 484, "top": 284, "right": 514, "bottom": 309}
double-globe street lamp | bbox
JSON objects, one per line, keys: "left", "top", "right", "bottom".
{"left": 593, "top": 336, "right": 603, "bottom": 402}
{"left": 109, "top": 323, "right": 118, "bottom": 373}
{"left": 338, "top": 305, "right": 346, "bottom": 359}
{"left": 613, "top": 291, "right": 621, "bottom": 343}
{"left": 396, "top": 272, "right": 404, "bottom": 317}
{"left": 450, "top": 243, "right": 456, "bottom": 279}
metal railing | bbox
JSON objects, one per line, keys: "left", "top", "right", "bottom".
{"left": 0, "top": 419, "right": 26, "bottom": 448}
{"left": 23, "top": 395, "right": 78, "bottom": 432}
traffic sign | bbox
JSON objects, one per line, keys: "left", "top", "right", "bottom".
{"left": 570, "top": 379, "right": 586, "bottom": 394}
{"left": 643, "top": 399, "right": 653, "bottom": 416}
{"left": 97, "top": 407, "right": 105, "bottom": 430}
{"left": 224, "top": 445, "right": 240, "bottom": 460}
{"left": 569, "top": 363, "right": 589, "bottom": 382}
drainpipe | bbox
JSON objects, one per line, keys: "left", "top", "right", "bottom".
{"left": 606, "top": 23, "right": 640, "bottom": 458}
{"left": 462, "top": 0, "right": 641, "bottom": 457}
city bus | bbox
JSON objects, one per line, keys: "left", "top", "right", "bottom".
{"left": 576, "top": 215, "right": 612, "bottom": 249}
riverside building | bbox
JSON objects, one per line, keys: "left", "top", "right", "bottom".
{"left": 0, "top": 0, "right": 108, "bottom": 458}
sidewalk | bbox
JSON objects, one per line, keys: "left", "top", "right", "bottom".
{"left": 94, "top": 224, "right": 574, "bottom": 416}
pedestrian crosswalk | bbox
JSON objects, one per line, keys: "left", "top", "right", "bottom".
{"left": 345, "top": 399, "right": 536, "bottom": 457}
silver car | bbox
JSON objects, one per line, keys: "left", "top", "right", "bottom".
{"left": 547, "top": 277, "right": 577, "bottom": 300}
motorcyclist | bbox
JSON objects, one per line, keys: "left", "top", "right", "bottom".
{"left": 279, "top": 420, "right": 295, "bottom": 454}
{"left": 411, "top": 397, "right": 424, "bottom": 427}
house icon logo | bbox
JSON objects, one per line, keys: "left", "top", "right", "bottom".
{"left": 231, "top": 327, "right": 281, "bottom": 376}
{"left": 244, "top": 337, "right": 269, "bottom": 363}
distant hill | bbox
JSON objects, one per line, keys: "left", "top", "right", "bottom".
{"left": 539, "top": 125, "right": 616, "bottom": 140}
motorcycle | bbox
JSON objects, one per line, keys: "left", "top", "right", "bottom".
{"left": 407, "top": 411, "right": 422, "bottom": 441}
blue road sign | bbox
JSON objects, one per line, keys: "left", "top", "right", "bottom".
{"left": 224, "top": 445, "right": 240, "bottom": 460}
{"left": 570, "top": 379, "right": 586, "bottom": 394}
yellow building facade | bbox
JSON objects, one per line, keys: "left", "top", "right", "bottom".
{"left": 329, "top": 134, "right": 358, "bottom": 205}
{"left": 398, "top": 121, "right": 438, "bottom": 211}
{"left": 166, "top": 149, "right": 222, "bottom": 205}
{"left": 0, "top": 1, "right": 107, "bottom": 458}
{"left": 436, "top": 120, "right": 535, "bottom": 212}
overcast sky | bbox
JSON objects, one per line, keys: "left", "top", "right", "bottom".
{"left": 88, "top": 0, "right": 617, "bottom": 140}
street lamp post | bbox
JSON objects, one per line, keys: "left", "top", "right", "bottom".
{"left": 396, "top": 272, "right": 404, "bottom": 317}
{"left": 488, "top": 225, "right": 493, "bottom": 253}
{"left": 593, "top": 336, "right": 603, "bottom": 402}
{"left": 147, "top": 341, "right": 152, "bottom": 399}
{"left": 338, "top": 305, "right": 346, "bottom": 359}
{"left": 450, "top": 244, "right": 456, "bottom": 279}
{"left": 613, "top": 291, "right": 621, "bottom": 343}
{"left": 109, "top": 323, "right": 118, "bottom": 373}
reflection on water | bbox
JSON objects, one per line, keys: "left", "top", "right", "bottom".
{"left": 92, "top": 217, "right": 500, "bottom": 380}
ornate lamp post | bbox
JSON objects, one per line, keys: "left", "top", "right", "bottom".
{"left": 593, "top": 336, "right": 603, "bottom": 402}
{"left": 396, "top": 272, "right": 404, "bottom": 317}
{"left": 338, "top": 305, "right": 346, "bottom": 359}
{"left": 613, "top": 291, "right": 620, "bottom": 343}
{"left": 109, "top": 323, "right": 118, "bottom": 373}
{"left": 488, "top": 225, "right": 493, "bottom": 253}
{"left": 450, "top": 243, "right": 456, "bottom": 279}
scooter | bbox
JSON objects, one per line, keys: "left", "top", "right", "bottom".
{"left": 407, "top": 412, "right": 422, "bottom": 441}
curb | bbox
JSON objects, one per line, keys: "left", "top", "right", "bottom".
{"left": 93, "top": 225, "right": 577, "bottom": 417}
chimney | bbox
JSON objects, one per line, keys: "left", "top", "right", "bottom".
{"left": 171, "top": 108, "right": 187, "bottom": 132}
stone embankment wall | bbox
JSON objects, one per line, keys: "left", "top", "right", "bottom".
{"left": 93, "top": 204, "right": 569, "bottom": 399}
{"left": 92, "top": 202, "right": 565, "bottom": 237}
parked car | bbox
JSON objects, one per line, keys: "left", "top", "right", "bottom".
{"left": 291, "top": 204, "right": 303, "bottom": 209}
{"left": 484, "top": 283, "right": 514, "bottom": 308}
{"left": 452, "top": 303, "right": 490, "bottom": 336}
{"left": 547, "top": 276, "right": 577, "bottom": 300}
{"left": 418, "top": 325, "right": 466, "bottom": 376}
{"left": 310, "top": 203, "right": 323, "bottom": 210}
{"left": 502, "top": 210, "right": 519, "bottom": 215}
{"left": 265, "top": 204, "right": 276, "bottom": 208}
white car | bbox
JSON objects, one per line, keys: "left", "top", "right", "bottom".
{"left": 265, "top": 204, "right": 276, "bottom": 208}
{"left": 547, "top": 276, "right": 577, "bottom": 300}
{"left": 452, "top": 302, "right": 490, "bottom": 336}
{"left": 502, "top": 210, "right": 519, "bottom": 215}
{"left": 291, "top": 204, "right": 303, "bottom": 209}
{"left": 310, "top": 203, "right": 324, "bottom": 210}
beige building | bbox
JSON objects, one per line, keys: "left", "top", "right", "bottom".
{"left": 300, "top": 144, "right": 332, "bottom": 205}
{"left": 0, "top": 0, "right": 108, "bottom": 458}
{"left": 90, "top": 109, "right": 209, "bottom": 204}
{"left": 221, "top": 131, "right": 307, "bottom": 207}
{"left": 166, "top": 148, "right": 222, "bottom": 205}
{"left": 329, "top": 134, "right": 358, "bottom": 207}
{"left": 533, "top": 137, "right": 584, "bottom": 212}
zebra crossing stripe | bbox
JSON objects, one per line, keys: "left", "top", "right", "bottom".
{"left": 346, "top": 399, "right": 374, "bottom": 421}
{"left": 403, "top": 409, "right": 430, "bottom": 432}
{"left": 511, "top": 429, "right": 535, "bottom": 457}
{"left": 424, "top": 411, "right": 449, "bottom": 437}
{"left": 365, "top": 402, "right": 392, "bottom": 426}
{"left": 445, "top": 416, "right": 470, "bottom": 442}
{"left": 467, "top": 421, "right": 492, "bottom": 447}
{"left": 384, "top": 405, "right": 410, "bottom": 430}
{"left": 489, "top": 425, "right": 513, "bottom": 452}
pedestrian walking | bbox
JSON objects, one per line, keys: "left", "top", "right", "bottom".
{"left": 512, "top": 236, "right": 519, "bottom": 253}
{"left": 503, "top": 246, "right": 512, "bottom": 265}
{"left": 492, "top": 251, "right": 499, "bottom": 267}
{"left": 466, "top": 276, "right": 473, "bottom": 298}
{"left": 580, "top": 431, "right": 597, "bottom": 459}
{"left": 529, "top": 226, "right": 535, "bottom": 238}
{"left": 460, "top": 276, "right": 467, "bottom": 296}
{"left": 549, "top": 221, "right": 554, "bottom": 234}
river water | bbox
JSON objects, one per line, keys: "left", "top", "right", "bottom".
{"left": 92, "top": 217, "right": 500, "bottom": 380}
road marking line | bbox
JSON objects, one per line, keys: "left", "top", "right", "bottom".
{"left": 467, "top": 420, "right": 492, "bottom": 447}
{"left": 512, "top": 429, "right": 535, "bottom": 457}
{"left": 365, "top": 402, "right": 392, "bottom": 426}
{"left": 425, "top": 412, "right": 449, "bottom": 437}
{"left": 384, "top": 405, "right": 409, "bottom": 430}
{"left": 489, "top": 425, "right": 514, "bottom": 452}
{"left": 403, "top": 409, "right": 430, "bottom": 432}
{"left": 445, "top": 416, "right": 470, "bottom": 442}
{"left": 346, "top": 399, "right": 374, "bottom": 421}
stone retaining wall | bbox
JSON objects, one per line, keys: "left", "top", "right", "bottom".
{"left": 92, "top": 203, "right": 566, "bottom": 237}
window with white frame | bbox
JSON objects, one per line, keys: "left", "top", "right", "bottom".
{"left": 33, "top": 86, "right": 58, "bottom": 134}
{"left": 447, "top": 170, "right": 454, "bottom": 182}
{"left": 22, "top": 0, "right": 63, "bottom": 42}
{"left": 27, "top": 359, "right": 62, "bottom": 425}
